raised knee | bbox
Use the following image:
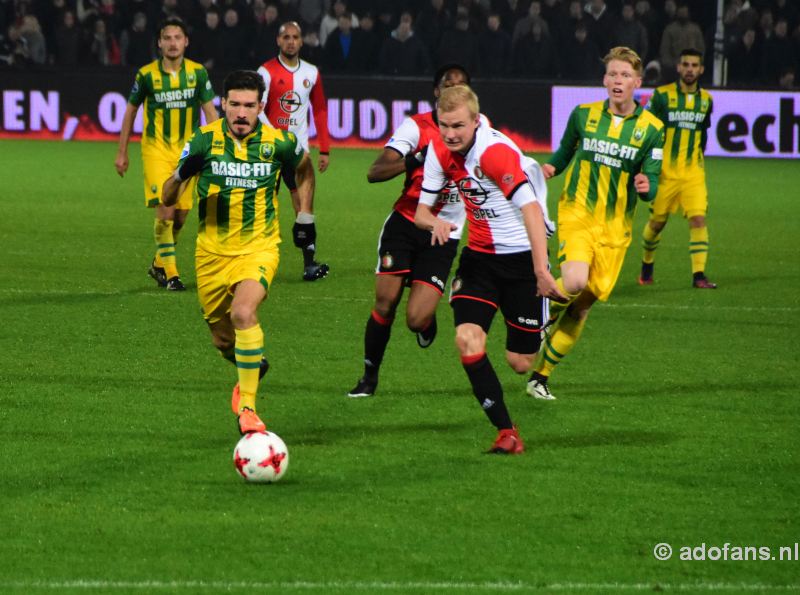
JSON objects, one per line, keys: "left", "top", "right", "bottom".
{"left": 507, "top": 353, "right": 534, "bottom": 374}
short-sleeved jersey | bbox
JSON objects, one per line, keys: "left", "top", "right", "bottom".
{"left": 420, "top": 122, "right": 553, "bottom": 255}
{"left": 128, "top": 58, "right": 215, "bottom": 152}
{"left": 257, "top": 57, "right": 330, "bottom": 153}
{"left": 549, "top": 99, "right": 664, "bottom": 242}
{"left": 385, "top": 112, "right": 473, "bottom": 240}
{"left": 646, "top": 83, "right": 712, "bottom": 180}
{"left": 177, "top": 119, "right": 304, "bottom": 256}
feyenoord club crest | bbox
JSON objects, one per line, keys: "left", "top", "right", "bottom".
{"left": 381, "top": 253, "right": 394, "bottom": 269}
{"left": 260, "top": 143, "right": 275, "bottom": 160}
{"left": 474, "top": 166, "right": 484, "bottom": 179}
{"left": 302, "top": 78, "right": 311, "bottom": 89}
{"left": 451, "top": 276, "right": 463, "bottom": 293}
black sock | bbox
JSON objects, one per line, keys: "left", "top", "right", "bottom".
{"left": 462, "top": 353, "right": 513, "bottom": 430}
{"left": 693, "top": 271, "right": 706, "bottom": 282}
{"left": 528, "top": 370, "right": 548, "bottom": 384}
{"left": 364, "top": 311, "right": 393, "bottom": 380}
{"left": 641, "top": 261, "right": 654, "bottom": 279}
{"left": 302, "top": 245, "right": 316, "bottom": 267}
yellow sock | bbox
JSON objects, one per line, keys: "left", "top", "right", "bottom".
{"left": 549, "top": 278, "right": 581, "bottom": 319}
{"left": 689, "top": 226, "right": 709, "bottom": 274}
{"left": 642, "top": 221, "right": 661, "bottom": 264}
{"left": 154, "top": 219, "right": 178, "bottom": 279}
{"left": 535, "top": 310, "right": 588, "bottom": 377}
{"left": 235, "top": 325, "right": 264, "bottom": 413}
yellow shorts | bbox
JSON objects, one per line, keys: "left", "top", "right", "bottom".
{"left": 650, "top": 175, "right": 708, "bottom": 221}
{"left": 142, "top": 149, "right": 195, "bottom": 210}
{"left": 195, "top": 246, "right": 280, "bottom": 324}
{"left": 557, "top": 214, "right": 629, "bottom": 302}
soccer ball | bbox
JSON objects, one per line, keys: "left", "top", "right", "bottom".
{"left": 233, "top": 431, "right": 289, "bottom": 483}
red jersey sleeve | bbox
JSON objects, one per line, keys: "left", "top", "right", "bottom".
{"left": 479, "top": 143, "right": 527, "bottom": 199}
{"left": 309, "top": 72, "right": 330, "bottom": 154}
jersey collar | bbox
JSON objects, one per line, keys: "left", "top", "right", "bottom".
{"left": 222, "top": 118, "right": 263, "bottom": 143}
{"left": 278, "top": 55, "right": 302, "bottom": 73}
{"left": 603, "top": 99, "right": 643, "bottom": 119}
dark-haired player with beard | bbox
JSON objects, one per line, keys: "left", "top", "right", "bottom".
{"left": 639, "top": 48, "right": 716, "bottom": 289}
{"left": 257, "top": 21, "right": 331, "bottom": 282}
{"left": 163, "top": 70, "right": 314, "bottom": 436}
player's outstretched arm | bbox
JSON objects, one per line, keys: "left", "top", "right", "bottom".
{"left": 114, "top": 103, "right": 139, "bottom": 177}
{"left": 367, "top": 148, "right": 407, "bottom": 183}
{"left": 520, "top": 201, "right": 566, "bottom": 302}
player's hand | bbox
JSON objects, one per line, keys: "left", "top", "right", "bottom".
{"left": 634, "top": 173, "right": 650, "bottom": 194}
{"left": 318, "top": 153, "right": 329, "bottom": 173}
{"left": 535, "top": 269, "right": 567, "bottom": 302}
{"left": 430, "top": 218, "right": 456, "bottom": 246}
{"left": 542, "top": 164, "right": 556, "bottom": 179}
{"left": 114, "top": 154, "right": 129, "bottom": 177}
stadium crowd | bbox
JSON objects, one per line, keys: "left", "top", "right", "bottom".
{"left": 1, "top": 0, "right": 798, "bottom": 88}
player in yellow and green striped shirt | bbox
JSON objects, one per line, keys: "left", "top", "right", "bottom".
{"left": 638, "top": 48, "right": 717, "bottom": 289}
{"left": 115, "top": 17, "right": 218, "bottom": 291}
{"left": 163, "top": 70, "right": 314, "bottom": 436}
{"left": 527, "top": 46, "right": 665, "bottom": 401}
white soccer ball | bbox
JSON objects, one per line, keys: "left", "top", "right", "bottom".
{"left": 233, "top": 431, "right": 289, "bottom": 483}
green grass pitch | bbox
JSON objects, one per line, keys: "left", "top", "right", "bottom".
{"left": 0, "top": 140, "right": 797, "bottom": 593}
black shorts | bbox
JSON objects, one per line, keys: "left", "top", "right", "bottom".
{"left": 375, "top": 210, "right": 459, "bottom": 295}
{"left": 450, "top": 247, "right": 548, "bottom": 354}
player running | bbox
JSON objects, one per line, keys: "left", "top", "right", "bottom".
{"left": 162, "top": 70, "right": 314, "bottom": 435}
{"left": 638, "top": 48, "right": 717, "bottom": 289}
{"left": 527, "top": 46, "right": 665, "bottom": 401}
{"left": 415, "top": 84, "right": 564, "bottom": 454}
{"left": 115, "top": 17, "right": 218, "bottom": 291}
{"left": 257, "top": 21, "right": 330, "bottom": 282}
{"left": 347, "top": 64, "right": 474, "bottom": 398}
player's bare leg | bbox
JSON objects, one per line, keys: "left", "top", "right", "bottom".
{"left": 688, "top": 215, "right": 716, "bottom": 288}
{"left": 640, "top": 217, "right": 667, "bottom": 285}
{"left": 348, "top": 275, "right": 404, "bottom": 397}
{"left": 406, "top": 282, "right": 442, "bottom": 348}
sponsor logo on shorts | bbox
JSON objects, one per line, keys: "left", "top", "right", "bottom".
{"left": 381, "top": 253, "right": 394, "bottom": 269}
{"left": 451, "top": 276, "right": 462, "bottom": 293}
{"left": 431, "top": 275, "right": 444, "bottom": 290}
{"left": 517, "top": 316, "right": 539, "bottom": 326}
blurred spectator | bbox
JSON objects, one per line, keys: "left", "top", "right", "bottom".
{"left": 561, "top": 21, "right": 602, "bottom": 80}
{"left": 320, "top": 1, "right": 358, "bottom": 47}
{"left": 324, "top": 11, "right": 367, "bottom": 72}
{"left": 18, "top": 14, "right": 47, "bottom": 64}
{"left": 614, "top": 2, "right": 648, "bottom": 61}
{"left": 513, "top": 20, "right": 557, "bottom": 77}
{"left": 298, "top": 0, "right": 328, "bottom": 30}
{"left": 774, "top": 0, "right": 799, "bottom": 32}
{"left": 727, "top": 27, "right": 760, "bottom": 86}
{"left": 454, "top": 0, "right": 485, "bottom": 32}
{"left": 478, "top": 12, "right": 511, "bottom": 76}
{"left": 659, "top": 3, "right": 704, "bottom": 74}
{"left": 276, "top": 0, "right": 303, "bottom": 24}
{"left": 438, "top": 14, "right": 479, "bottom": 73}
{"left": 493, "top": 0, "right": 532, "bottom": 35}
{"left": 54, "top": 9, "right": 80, "bottom": 65}
{"left": 120, "top": 11, "right": 154, "bottom": 66}
{"left": 248, "top": 1, "right": 280, "bottom": 64}
{"left": 121, "top": 0, "right": 160, "bottom": 33}
{"left": 512, "top": 1, "right": 549, "bottom": 46}
{"left": 758, "top": 8, "right": 774, "bottom": 44}
{"left": 635, "top": 1, "right": 662, "bottom": 54}
{"left": 218, "top": 7, "right": 247, "bottom": 69}
{"left": 299, "top": 29, "right": 324, "bottom": 64}
{"left": 416, "top": 0, "right": 451, "bottom": 65}
{"left": 357, "top": 12, "right": 382, "bottom": 72}
{"left": 86, "top": 17, "right": 120, "bottom": 65}
{"left": 778, "top": 66, "right": 797, "bottom": 90}
{"left": 584, "top": 0, "right": 615, "bottom": 54}
{"left": 761, "top": 18, "right": 796, "bottom": 86}
{"left": 562, "top": 0, "right": 586, "bottom": 43}
{"left": 192, "top": 8, "right": 224, "bottom": 70}
{"left": 379, "top": 11, "right": 430, "bottom": 75}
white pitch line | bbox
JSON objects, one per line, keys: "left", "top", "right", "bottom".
{"left": 0, "top": 581, "right": 797, "bottom": 592}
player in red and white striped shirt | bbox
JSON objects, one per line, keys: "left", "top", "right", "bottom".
{"left": 415, "top": 85, "right": 565, "bottom": 454}
{"left": 258, "top": 21, "right": 330, "bottom": 281}
{"left": 347, "top": 65, "right": 472, "bottom": 399}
